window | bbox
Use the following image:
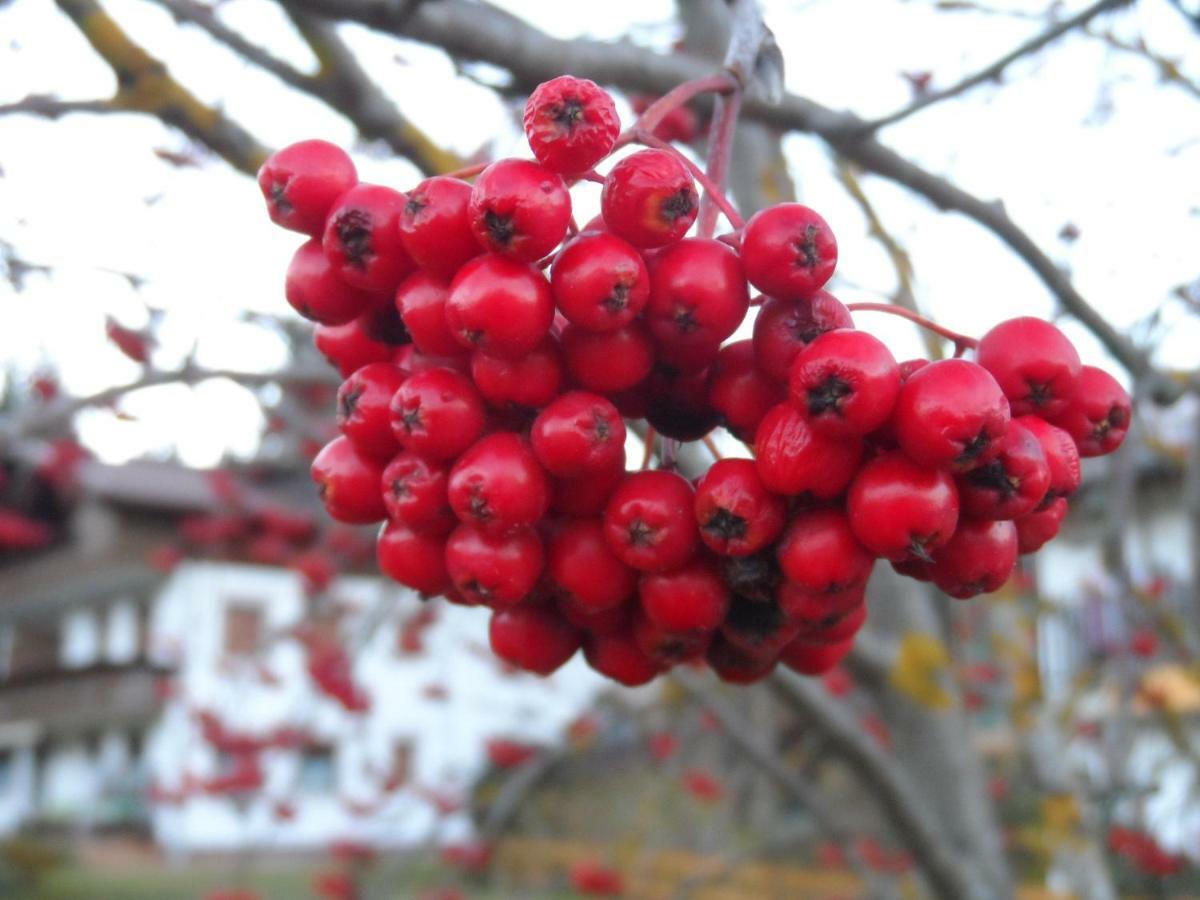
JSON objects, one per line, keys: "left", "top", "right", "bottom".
{"left": 60, "top": 609, "right": 101, "bottom": 669}
{"left": 104, "top": 600, "right": 139, "bottom": 664}
{"left": 298, "top": 745, "right": 336, "bottom": 794}
{"left": 223, "top": 603, "right": 263, "bottom": 657}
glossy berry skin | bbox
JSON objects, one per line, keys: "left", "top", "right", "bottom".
{"left": 780, "top": 637, "right": 854, "bottom": 676}
{"left": 489, "top": 604, "right": 580, "bottom": 675}
{"left": 741, "top": 203, "right": 838, "bottom": 299}
{"left": 847, "top": 452, "right": 959, "bottom": 562}
{"left": 603, "top": 470, "right": 699, "bottom": 573}
{"left": 707, "top": 341, "right": 786, "bottom": 442}
{"left": 706, "top": 635, "right": 777, "bottom": 684}
{"left": 976, "top": 317, "right": 1082, "bottom": 418}
{"left": 314, "top": 311, "right": 401, "bottom": 377}
{"left": 1015, "top": 497, "right": 1068, "bottom": 554}
{"left": 632, "top": 611, "right": 711, "bottom": 666}
{"left": 551, "top": 233, "right": 649, "bottom": 331}
{"left": 397, "top": 176, "right": 480, "bottom": 278}
{"left": 549, "top": 457, "right": 626, "bottom": 517}
{"left": 1051, "top": 366, "right": 1131, "bottom": 457}
{"left": 447, "top": 433, "right": 550, "bottom": 533}
{"left": 776, "top": 508, "right": 874, "bottom": 596}
{"left": 445, "top": 524, "right": 544, "bottom": 608}
{"left": 957, "top": 420, "right": 1051, "bottom": 520}
{"left": 336, "top": 362, "right": 406, "bottom": 459}
{"left": 389, "top": 368, "right": 485, "bottom": 461}
{"left": 395, "top": 272, "right": 461, "bottom": 357}
{"left": 311, "top": 436, "right": 388, "bottom": 524}
{"left": 694, "top": 459, "right": 786, "bottom": 557}
{"left": 929, "top": 518, "right": 1018, "bottom": 599}
{"left": 894, "top": 359, "right": 1011, "bottom": 471}
{"left": 323, "top": 183, "right": 414, "bottom": 294}
{"left": 446, "top": 255, "right": 554, "bottom": 358}
{"left": 548, "top": 518, "right": 637, "bottom": 612}
{"left": 1018, "top": 415, "right": 1081, "bottom": 505}
{"left": 395, "top": 345, "right": 470, "bottom": 379}
{"left": 523, "top": 76, "right": 620, "bottom": 175}
{"left": 377, "top": 520, "right": 451, "bottom": 594}
{"left": 257, "top": 139, "right": 356, "bottom": 236}
{"left": 471, "top": 340, "right": 563, "bottom": 411}
{"left": 380, "top": 452, "right": 454, "bottom": 534}
{"left": 531, "top": 392, "right": 626, "bottom": 477}
{"left": 754, "top": 403, "right": 863, "bottom": 499}
{"left": 777, "top": 585, "right": 865, "bottom": 635}
{"left": 600, "top": 149, "right": 698, "bottom": 249}
{"left": 753, "top": 291, "right": 854, "bottom": 383}
{"left": 467, "top": 159, "right": 571, "bottom": 262}
{"left": 639, "top": 558, "right": 730, "bottom": 634}
{"left": 646, "top": 239, "right": 749, "bottom": 353}
{"left": 583, "top": 630, "right": 660, "bottom": 687}
{"left": 790, "top": 329, "right": 900, "bottom": 438}
{"left": 559, "top": 593, "right": 631, "bottom": 635}
{"left": 285, "top": 239, "right": 373, "bottom": 325}
{"left": 561, "top": 321, "right": 655, "bottom": 393}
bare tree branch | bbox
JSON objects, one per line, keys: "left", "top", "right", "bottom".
{"left": 0, "top": 96, "right": 118, "bottom": 118}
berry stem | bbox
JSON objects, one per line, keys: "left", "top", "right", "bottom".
{"left": 632, "top": 130, "right": 745, "bottom": 230}
{"left": 441, "top": 161, "right": 489, "bottom": 181}
{"left": 702, "top": 433, "right": 725, "bottom": 461}
{"left": 640, "top": 426, "right": 658, "bottom": 471}
{"left": 698, "top": 88, "right": 742, "bottom": 239}
{"left": 846, "top": 302, "right": 979, "bottom": 352}
{"left": 626, "top": 72, "right": 737, "bottom": 140}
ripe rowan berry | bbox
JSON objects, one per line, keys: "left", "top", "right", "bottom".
{"left": 603, "top": 470, "right": 699, "bottom": 572}
{"left": 976, "top": 317, "right": 1082, "bottom": 418}
{"left": 601, "top": 149, "right": 698, "bottom": 248}
{"left": 446, "top": 255, "right": 555, "bottom": 358}
{"left": 467, "top": 159, "right": 571, "bottom": 262}
{"left": 523, "top": 76, "right": 620, "bottom": 175}
{"left": 258, "top": 139, "right": 356, "bottom": 236}
{"left": 693, "top": 459, "right": 786, "bottom": 557}
{"left": 741, "top": 203, "right": 837, "bottom": 299}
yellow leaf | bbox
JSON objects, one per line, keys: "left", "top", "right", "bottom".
{"left": 889, "top": 632, "right": 952, "bottom": 709}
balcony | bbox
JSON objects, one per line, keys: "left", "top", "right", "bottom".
{"left": 0, "top": 661, "right": 171, "bottom": 736}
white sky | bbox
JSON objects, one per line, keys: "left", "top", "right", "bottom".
{"left": 1, "top": 0, "right": 1198, "bottom": 466}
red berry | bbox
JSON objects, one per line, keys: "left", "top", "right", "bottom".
{"left": 741, "top": 203, "right": 837, "bottom": 299}
{"left": 1015, "top": 497, "right": 1068, "bottom": 554}
{"left": 1050, "top": 366, "right": 1131, "bottom": 457}
{"left": 489, "top": 604, "right": 580, "bottom": 675}
{"left": 323, "top": 183, "right": 414, "bottom": 294}
{"left": 389, "top": 368, "right": 485, "bottom": 461}
{"left": 644, "top": 367, "right": 720, "bottom": 442}
{"left": 257, "top": 139, "right": 356, "bottom": 236}
{"left": 396, "top": 272, "right": 461, "bottom": 357}
{"left": 600, "top": 149, "right": 698, "bottom": 248}
{"left": 548, "top": 518, "right": 637, "bottom": 612}
{"left": 929, "top": 518, "right": 1018, "bottom": 599}
{"left": 1018, "top": 415, "right": 1081, "bottom": 505}
{"left": 285, "top": 238, "right": 372, "bottom": 325}
{"left": 893, "top": 359, "right": 1011, "bottom": 471}
{"left": 789, "top": 329, "right": 900, "bottom": 437}
{"left": 956, "top": 420, "right": 1051, "bottom": 520}
{"left": 397, "top": 176, "right": 480, "bottom": 278}
{"left": 976, "top": 317, "right": 1082, "bottom": 418}
{"left": 531, "top": 392, "right": 626, "bottom": 477}
{"left": 693, "top": 459, "right": 786, "bottom": 557}
{"left": 448, "top": 433, "right": 550, "bottom": 533}
{"left": 336, "top": 362, "right": 406, "bottom": 459}
{"left": 632, "top": 611, "right": 711, "bottom": 666}
{"left": 445, "top": 524, "right": 544, "bottom": 608}
{"left": 847, "top": 452, "right": 959, "bottom": 562}
{"left": 559, "top": 594, "right": 631, "bottom": 635}
{"left": 314, "top": 312, "right": 401, "bottom": 378}
{"left": 395, "top": 345, "right": 470, "bottom": 379}
{"left": 782, "top": 588, "right": 867, "bottom": 644}
{"left": 446, "top": 255, "right": 554, "bottom": 358}
{"left": 551, "top": 233, "right": 649, "bottom": 331}
{"left": 776, "top": 508, "right": 874, "bottom": 595}
{"left": 707, "top": 341, "right": 786, "bottom": 442}
{"left": 639, "top": 558, "right": 730, "bottom": 634}
{"left": 523, "top": 76, "right": 620, "bottom": 175}
{"left": 603, "top": 470, "right": 699, "bottom": 572}
{"left": 561, "top": 321, "right": 655, "bottom": 393}
{"left": 377, "top": 520, "right": 451, "bottom": 594}
{"left": 467, "top": 159, "right": 571, "bottom": 262}
{"left": 381, "top": 452, "right": 454, "bottom": 534}
{"left": 549, "top": 457, "right": 626, "bottom": 517}
{"left": 706, "top": 634, "right": 777, "bottom": 684}
{"left": 720, "top": 596, "right": 800, "bottom": 661}
{"left": 754, "top": 402, "right": 863, "bottom": 499}
{"left": 753, "top": 291, "right": 853, "bottom": 382}
{"left": 780, "top": 637, "right": 854, "bottom": 675}
{"left": 311, "top": 436, "right": 387, "bottom": 524}
{"left": 645, "top": 239, "right": 749, "bottom": 355}
{"left": 471, "top": 340, "right": 563, "bottom": 411}
{"left": 583, "top": 629, "right": 660, "bottom": 686}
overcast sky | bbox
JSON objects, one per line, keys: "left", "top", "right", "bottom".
{"left": 1, "top": 0, "right": 1198, "bottom": 466}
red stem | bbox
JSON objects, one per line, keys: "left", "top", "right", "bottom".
{"left": 698, "top": 89, "right": 742, "bottom": 239}
{"left": 846, "top": 303, "right": 979, "bottom": 350}
{"left": 621, "top": 72, "right": 736, "bottom": 145}
{"left": 632, "top": 130, "right": 744, "bottom": 230}
{"left": 441, "top": 161, "right": 489, "bottom": 181}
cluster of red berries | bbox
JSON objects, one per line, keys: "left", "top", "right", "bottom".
{"left": 257, "top": 75, "right": 1131, "bottom": 688}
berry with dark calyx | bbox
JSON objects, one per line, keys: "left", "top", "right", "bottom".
{"left": 336, "top": 365, "right": 406, "bottom": 462}
{"left": 789, "top": 329, "right": 900, "bottom": 438}
{"left": 381, "top": 452, "right": 455, "bottom": 534}
{"left": 446, "top": 524, "right": 544, "bottom": 608}
{"left": 694, "top": 459, "right": 786, "bottom": 557}
{"left": 783, "top": 589, "right": 867, "bottom": 644}
{"left": 397, "top": 175, "right": 480, "bottom": 278}
{"left": 644, "top": 367, "right": 720, "bottom": 442}
{"left": 549, "top": 457, "right": 626, "bottom": 517}
{"left": 645, "top": 239, "right": 749, "bottom": 355}
{"left": 390, "top": 368, "right": 486, "bottom": 461}
{"left": 1015, "top": 497, "right": 1068, "bottom": 554}
{"left": 741, "top": 203, "right": 838, "bottom": 299}
{"left": 720, "top": 552, "right": 782, "bottom": 606}
{"left": 548, "top": 518, "right": 637, "bottom": 613}
{"left": 601, "top": 149, "right": 698, "bottom": 248}
{"left": 976, "top": 317, "right": 1082, "bottom": 418}
{"left": 314, "top": 313, "right": 399, "bottom": 377}
{"left": 531, "top": 392, "right": 626, "bottom": 477}
{"left": 396, "top": 272, "right": 462, "bottom": 357}
{"left": 524, "top": 76, "right": 620, "bottom": 175}
{"left": 467, "top": 159, "right": 571, "bottom": 262}
{"left": 377, "top": 520, "right": 451, "bottom": 594}
{"left": 583, "top": 629, "right": 661, "bottom": 687}
{"left": 603, "top": 470, "right": 699, "bottom": 573}
{"left": 446, "top": 255, "right": 555, "bottom": 358}
{"left": 776, "top": 508, "right": 874, "bottom": 596}
{"left": 632, "top": 611, "right": 711, "bottom": 666}
{"left": 561, "top": 321, "right": 655, "bottom": 393}
{"left": 706, "top": 634, "right": 777, "bottom": 684}
{"left": 893, "top": 359, "right": 1011, "bottom": 471}
{"left": 448, "top": 433, "right": 550, "bottom": 533}
{"left": 929, "top": 518, "right": 1018, "bottom": 599}
{"left": 1051, "top": 366, "right": 1131, "bottom": 457}
{"left": 471, "top": 340, "right": 563, "bottom": 411}
{"left": 257, "top": 139, "right": 356, "bottom": 236}
{"left": 559, "top": 593, "right": 631, "bottom": 635}
{"left": 721, "top": 594, "right": 801, "bottom": 659}
{"left": 957, "top": 420, "right": 1050, "bottom": 520}
{"left": 639, "top": 558, "right": 730, "bottom": 634}
{"left": 754, "top": 402, "right": 863, "bottom": 499}
{"left": 708, "top": 341, "right": 786, "bottom": 442}
{"left": 847, "top": 452, "right": 959, "bottom": 562}
{"left": 551, "top": 233, "right": 649, "bottom": 331}
{"left": 780, "top": 636, "right": 854, "bottom": 676}
{"left": 753, "top": 291, "right": 854, "bottom": 383}
{"left": 311, "top": 436, "right": 388, "bottom": 524}
{"left": 285, "top": 239, "right": 373, "bottom": 325}
{"left": 323, "top": 183, "right": 414, "bottom": 294}
{"left": 489, "top": 604, "right": 580, "bottom": 675}
{"left": 1018, "top": 415, "right": 1080, "bottom": 506}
